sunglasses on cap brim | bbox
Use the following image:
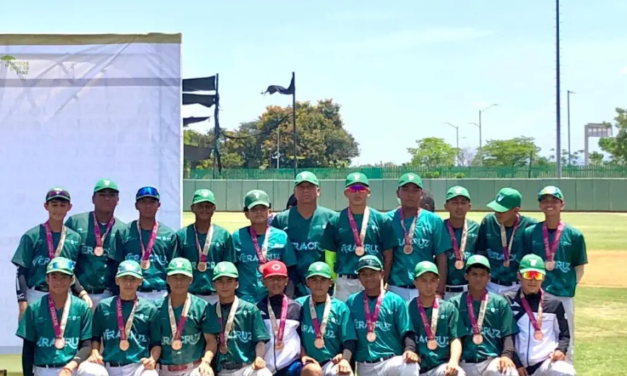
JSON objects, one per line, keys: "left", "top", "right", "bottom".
{"left": 46, "top": 190, "right": 70, "bottom": 200}
{"left": 521, "top": 271, "right": 545, "bottom": 281}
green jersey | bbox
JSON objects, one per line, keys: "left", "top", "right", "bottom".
{"left": 114, "top": 221, "right": 178, "bottom": 292}
{"left": 476, "top": 214, "right": 537, "bottom": 284}
{"left": 272, "top": 206, "right": 337, "bottom": 296}
{"left": 155, "top": 294, "right": 212, "bottom": 365}
{"left": 346, "top": 291, "right": 412, "bottom": 363}
{"left": 65, "top": 212, "right": 126, "bottom": 293}
{"left": 93, "top": 297, "right": 159, "bottom": 364}
{"left": 387, "top": 209, "right": 452, "bottom": 286}
{"left": 321, "top": 208, "right": 397, "bottom": 276}
{"left": 296, "top": 296, "right": 357, "bottom": 363}
{"left": 16, "top": 295, "right": 92, "bottom": 366}
{"left": 408, "top": 298, "right": 463, "bottom": 370}
{"left": 232, "top": 226, "right": 297, "bottom": 303}
{"left": 11, "top": 225, "right": 81, "bottom": 289}
{"left": 443, "top": 219, "right": 480, "bottom": 286}
{"left": 175, "top": 224, "right": 236, "bottom": 295}
{"left": 523, "top": 222, "right": 587, "bottom": 297}
{"left": 205, "top": 299, "right": 270, "bottom": 371}
{"left": 449, "top": 292, "right": 518, "bottom": 362}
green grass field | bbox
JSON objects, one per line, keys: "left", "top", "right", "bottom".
{"left": 3, "top": 211, "right": 626, "bottom": 375}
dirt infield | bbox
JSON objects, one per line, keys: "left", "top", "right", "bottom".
{"left": 581, "top": 251, "right": 627, "bottom": 288}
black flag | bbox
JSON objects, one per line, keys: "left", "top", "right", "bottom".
{"left": 183, "top": 94, "right": 216, "bottom": 108}
{"left": 183, "top": 76, "right": 216, "bottom": 92}
{"left": 263, "top": 76, "right": 295, "bottom": 95}
{"left": 183, "top": 116, "right": 210, "bottom": 127}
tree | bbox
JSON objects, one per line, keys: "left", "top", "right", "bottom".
{"left": 474, "top": 137, "right": 540, "bottom": 166}
{"left": 598, "top": 108, "right": 627, "bottom": 165}
{"left": 589, "top": 151, "right": 604, "bottom": 166}
{"left": 407, "top": 138, "right": 457, "bottom": 167}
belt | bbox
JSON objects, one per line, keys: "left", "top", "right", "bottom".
{"left": 446, "top": 285, "right": 467, "bottom": 293}
{"left": 106, "top": 362, "right": 132, "bottom": 367}
{"left": 394, "top": 285, "right": 416, "bottom": 289}
{"left": 197, "top": 291, "right": 215, "bottom": 296}
{"left": 362, "top": 355, "right": 394, "bottom": 364}
{"left": 464, "top": 358, "right": 489, "bottom": 364}
{"left": 139, "top": 288, "right": 165, "bottom": 293}
{"left": 339, "top": 274, "right": 358, "bottom": 280}
{"left": 491, "top": 279, "right": 520, "bottom": 287}
{"left": 36, "top": 364, "right": 65, "bottom": 369}
{"left": 222, "top": 363, "right": 249, "bottom": 371}
{"left": 160, "top": 359, "right": 202, "bottom": 372}
{"left": 34, "top": 285, "right": 49, "bottom": 293}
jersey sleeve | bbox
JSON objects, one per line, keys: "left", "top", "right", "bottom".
{"left": 320, "top": 217, "right": 338, "bottom": 252}
{"left": 270, "top": 215, "right": 282, "bottom": 229}
{"left": 339, "top": 303, "right": 358, "bottom": 342}
{"left": 448, "top": 305, "right": 462, "bottom": 340}
{"left": 499, "top": 299, "right": 518, "bottom": 337}
{"left": 203, "top": 304, "right": 221, "bottom": 335}
{"left": 11, "top": 233, "right": 35, "bottom": 269}
{"left": 432, "top": 216, "right": 452, "bottom": 256}
{"left": 521, "top": 227, "right": 533, "bottom": 257}
{"left": 251, "top": 306, "right": 271, "bottom": 342}
{"left": 222, "top": 232, "right": 237, "bottom": 263}
{"left": 571, "top": 230, "right": 588, "bottom": 267}
{"left": 149, "top": 305, "right": 162, "bottom": 344}
{"left": 92, "top": 304, "right": 104, "bottom": 339}
{"left": 80, "top": 303, "right": 94, "bottom": 341}
{"left": 112, "top": 229, "right": 126, "bottom": 262}
{"left": 475, "top": 218, "right": 488, "bottom": 255}
{"left": 281, "top": 232, "right": 298, "bottom": 267}
{"left": 173, "top": 230, "right": 185, "bottom": 259}
{"left": 16, "top": 305, "right": 36, "bottom": 341}
{"left": 394, "top": 295, "right": 412, "bottom": 338}
{"left": 167, "top": 232, "right": 179, "bottom": 260}
{"left": 64, "top": 216, "right": 76, "bottom": 231}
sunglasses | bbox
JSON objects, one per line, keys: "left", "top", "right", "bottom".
{"left": 137, "top": 187, "right": 159, "bottom": 198}
{"left": 347, "top": 185, "right": 368, "bottom": 193}
{"left": 521, "top": 271, "right": 545, "bottom": 281}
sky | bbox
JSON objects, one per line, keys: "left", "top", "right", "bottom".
{"left": 1, "top": 0, "right": 626, "bottom": 165}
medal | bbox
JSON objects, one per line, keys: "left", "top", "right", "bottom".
{"left": 314, "top": 338, "right": 325, "bottom": 349}
{"left": 454, "top": 260, "right": 464, "bottom": 270}
{"left": 171, "top": 339, "right": 182, "bottom": 350}
{"left": 92, "top": 212, "right": 114, "bottom": 257}
{"left": 141, "top": 260, "right": 151, "bottom": 270}
{"left": 367, "top": 332, "right": 377, "bottom": 342}
{"left": 363, "top": 289, "right": 384, "bottom": 344}
{"left": 268, "top": 295, "right": 288, "bottom": 350}
{"left": 44, "top": 222, "right": 67, "bottom": 260}
{"left": 446, "top": 220, "right": 468, "bottom": 270}
{"left": 427, "top": 340, "right": 438, "bottom": 350}
{"left": 119, "top": 340, "right": 130, "bottom": 351}
{"left": 55, "top": 338, "right": 66, "bottom": 349}
{"left": 48, "top": 294, "right": 71, "bottom": 351}
{"left": 116, "top": 297, "right": 137, "bottom": 353}
{"left": 275, "top": 341, "right": 284, "bottom": 350}
{"left": 503, "top": 260, "right": 510, "bottom": 268}
{"left": 542, "top": 222, "right": 564, "bottom": 272}
{"left": 403, "top": 245, "right": 413, "bottom": 255}
{"left": 219, "top": 344, "right": 228, "bottom": 354}
{"left": 198, "top": 262, "right": 207, "bottom": 272}
{"left": 545, "top": 261, "right": 555, "bottom": 271}
{"left": 217, "top": 297, "right": 240, "bottom": 354}
{"left": 168, "top": 294, "right": 191, "bottom": 351}
{"left": 520, "top": 289, "right": 545, "bottom": 343}
{"left": 417, "top": 297, "right": 440, "bottom": 352}
{"left": 399, "top": 208, "right": 419, "bottom": 255}
{"left": 250, "top": 226, "right": 271, "bottom": 273}
{"left": 137, "top": 220, "right": 159, "bottom": 271}
{"left": 194, "top": 224, "right": 214, "bottom": 273}
{"left": 534, "top": 331, "right": 544, "bottom": 341}
{"left": 94, "top": 246, "right": 104, "bottom": 257}
{"left": 466, "top": 291, "right": 489, "bottom": 347}
{"left": 309, "top": 295, "right": 332, "bottom": 351}
{"left": 472, "top": 334, "right": 483, "bottom": 345}
{"left": 499, "top": 217, "right": 519, "bottom": 268}
{"left": 348, "top": 207, "right": 370, "bottom": 256}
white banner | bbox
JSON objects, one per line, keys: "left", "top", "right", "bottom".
{"left": 0, "top": 34, "right": 182, "bottom": 351}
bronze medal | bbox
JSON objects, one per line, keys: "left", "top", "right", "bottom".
{"left": 220, "top": 344, "right": 228, "bottom": 354}
{"left": 171, "top": 339, "right": 182, "bottom": 350}
{"left": 94, "top": 246, "right": 104, "bottom": 257}
{"left": 198, "top": 262, "right": 207, "bottom": 272}
{"left": 534, "top": 330, "right": 544, "bottom": 341}
{"left": 314, "top": 337, "right": 325, "bottom": 349}
{"left": 427, "top": 339, "right": 438, "bottom": 350}
{"left": 366, "top": 332, "right": 377, "bottom": 342}
{"left": 141, "top": 259, "right": 150, "bottom": 270}
{"left": 454, "top": 260, "right": 464, "bottom": 270}
{"left": 119, "top": 339, "right": 130, "bottom": 351}
{"left": 403, "top": 244, "right": 413, "bottom": 255}
{"left": 355, "top": 246, "right": 365, "bottom": 256}
{"left": 275, "top": 340, "right": 284, "bottom": 350}
{"left": 503, "top": 260, "right": 510, "bottom": 268}
{"left": 545, "top": 261, "right": 555, "bottom": 271}
{"left": 472, "top": 334, "right": 483, "bottom": 345}
{"left": 54, "top": 337, "right": 65, "bottom": 349}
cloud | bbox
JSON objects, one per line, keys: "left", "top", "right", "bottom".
{"left": 621, "top": 66, "right": 627, "bottom": 74}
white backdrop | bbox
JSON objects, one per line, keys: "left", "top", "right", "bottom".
{"left": 0, "top": 34, "right": 182, "bottom": 352}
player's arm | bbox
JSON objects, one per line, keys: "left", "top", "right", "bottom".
{"left": 435, "top": 253, "right": 448, "bottom": 296}
{"left": 321, "top": 217, "right": 339, "bottom": 280}
{"left": 475, "top": 219, "right": 488, "bottom": 255}
{"left": 202, "top": 333, "right": 218, "bottom": 365}
{"left": 555, "top": 301, "right": 570, "bottom": 354}
{"left": 573, "top": 232, "right": 587, "bottom": 284}
{"left": 22, "top": 339, "right": 35, "bottom": 376}
{"left": 381, "top": 216, "right": 397, "bottom": 284}
{"left": 16, "top": 267, "right": 28, "bottom": 320}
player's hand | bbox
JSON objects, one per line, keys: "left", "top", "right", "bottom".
{"left": 87, "top": 350, "right": 104, "bottom": 365}
{"left": 301, "top": 356, "right": 318, "bottom": 365}
{"left": 550, "top": 350, "right": 566, "bottom": 362}
{"left": 58, "top": 367, "right": 73, "bottom": 376}
{"left": 198, "top": 360, "right": 214, "bottom": 376}
{"left": 403, "top": 350, "right": 420, "bottom": 363}
{"left": 332, "top": 353, "right": 343, "bottom": 364}
{"left": 517, "top": 367, "right": 529, "bottom": 376}
{"left": 445, "top": 360, "right": 459, "bottom": 376}
{"left": 497, "top": 357, "right": 516, "bottom": 371}
{"left": 140, "top": 356, "right": 157, "bottom": 370}
{"left": 81, "top": 293, "right": 93, "bottom": 309}
{"left": 18, "top": 301, "right": 28, "bottom": 322}
{"left": 253, "top": 356, "right": 266, "bottom": 370}
{"left": 337, "top": 359, "right": 352, "bottom": 375}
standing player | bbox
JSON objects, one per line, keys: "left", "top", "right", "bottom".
{"left": 272, "top": 171, "right": 337, "bottom": 297}
{"left": 449, "top": 255, "right": 518, "bottom": 376}
{"left": 298, "top": 262, "right": 356, "bottom": 376}
{"left": 420, "top": 190, "right": 436, "bottom": 213}
{"left": 232, "top": 189, "right": 297, "bottom": 304}
{"left": 387, "top": 173, "right": 451, "bottom": 301}
{"left": 65, "top": 179, "right": 126, "bottom": 309}
{"left": 114, "top": 186, "right": 178, "bottom": 302}
{"left": 17, "top": 257, "right": 93, "bottom": 376}
{"left": 322, "top": 173, "right": 396, "bottom": 302}
{"left": 522, "top": 186, "right": 587, "bottom": 363}
{"left": 443, "top": 186, "right": 480, "bottom": 300}
{"left": 176, "top": 189, "right": 236, "bottom": 304}
{"left": 345, "top": 256, "right": 420, "bottom": 376}
{"left": 477, "top": 188, "right": 537, "bottom": 295}
{"left": 408, "top": 261, "right": 465, "bottom": 376}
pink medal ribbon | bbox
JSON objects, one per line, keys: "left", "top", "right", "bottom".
{"left": 137, "top": 221, "right": 159, "bottom": 269}
{"left": 250, "top": 226, "right": 271, "bottom": 272}
{"left": 520, "top": 289, "right": 544, "bottom": 341}
{"left": 48, "top": 294, "right": 71, "bottom": 349}
{"left": 399, "top": 208, "right": 419, "bottom": 254}
{"left": 347, "top": 207, "right": 370, "bottom": 256}
{"left": 93, "top": 212, "right": 114, "bottom": 256}
{"left": 44, "top": 222, "right": 67, "bottom": 259}
{"left": 268, "top": 294, "right": 289, "bottom": 349}
{"left": 363, "top": 290, "right": 384, "bottom": 342}
{"left": 466, "top": 291, "right": 489, "bottom": 345}
{"left": 542, "top": 221, "right": 564, "bottom": 271}
{"left": 116, "top": 297, "right": 138, "bottom": 351}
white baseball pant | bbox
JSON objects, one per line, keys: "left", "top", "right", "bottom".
{"left": 461, "top": 358, "right": 518, "bottom": 376}
{"left": 77, "top": 361, "right": 159, "bottom": 376}
{"left": 529, "top": 359, "right": 576, "bottom": 376}
{"left": 356, "top": 356, "right": 420, "bottom": 376}
{"left": 387, "top": 286, "right": 419, "bottom": 301}
{"left": 159, "top": 361, "right": 204, "bottom": 376}
{"left": 88, "top": 291, "right": 113, "bottom": 311}
{"left": 27, "top": 288, "right": 47, "bottom": 304}
{"left": 35, "top": 366, "right": 76, "bottom": 376}
{"left": 218, "top": 366, "right": 273, "bottom": 376}
{"left": 303, "top": 360, "right": 355, "bottom": 376}
{"left": 444, "top": 285, "right": 468, "bottom": 301}
{"left": 486, "top": 282, "right": 520, "bottom": 296}
{"left": 334, "top": 277, "right": 363, "bottom": 302}
{"left": 137, "top": 290, "right": 168, "bottom": 303}
{"left": 545, "top": 294, "right": 574, "bottom": 364}
{"left": 420, "top": 364, "right": 466, "bottom": 376}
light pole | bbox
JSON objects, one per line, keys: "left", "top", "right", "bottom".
{"left": 478, "top": 103, "right": 498, "bottom": 150}
{"left": 567, "top": 90, "right": 575, "bottom": 165}
{"left": 445, "top": 122, "right": 460, "bottom": 166}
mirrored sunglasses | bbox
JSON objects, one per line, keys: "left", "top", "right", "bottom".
{"left": 521, "top": 271, "right": 545, "bottom": 281}
{"left": 347, "top": 185, "right": 368, "bottom": 193}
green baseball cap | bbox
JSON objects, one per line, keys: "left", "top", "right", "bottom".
{"left": 192, "top": 189, "right": 216, "bottom": 205}
{"left": 307, "top": 262, "right": 332, "bottom": 279}
{"left": 295, "top": 171, "right": 319, "bottom": 186}
{"left": 167, "top": 258, "right": 193, "bottom": 278}
{"left": 414, "top": 261, "right": 439, "bottom": 278}
{"left": 116, "top": 260, "right": 143, "bottom": 279}
{"left": 244, "top": 189, "right": 270, "bottom": 209}
{"left": 538, "top": 186, "right": 563, "bottom": 202}
{"left": 465, "top": 255, "right": 491, "bottom": 271}
{"left": 212, "top": 262, "right": 239, "bottom": 280}
{"left": 446, "top": 186, "right": 471, "bottom": 201}
{"left": 487, "top": 188, "right": 522, "bottom": 212}
{"left": 46, "top": 187, "right": 71, "bottom": 203}
{"left": 519, "top": 254, "right": 546, "bottom": 275}
{"left": 398, "top": 173, "right": 423, "bottom": 188}
{"left": 345, "top": 172, "right": 369, "bottom": 188}
{"left": 94, "top": 179, "right": 119, "bottom": 193}
{"left": 46, "top": 257, "right": 75, "bottom": 276}
{"left": 357, "top": 255, "right": 383, "bottom": 272}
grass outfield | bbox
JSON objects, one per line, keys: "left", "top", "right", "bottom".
{"left": 2, "top": 211, "right": 626, "bottom": 376}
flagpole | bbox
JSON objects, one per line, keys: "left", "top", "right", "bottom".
{"left": 292, "top": 71, "right": 297, "bottom": 178}
{"left": 213, "top": 73, "right": 220, "bottom": 179}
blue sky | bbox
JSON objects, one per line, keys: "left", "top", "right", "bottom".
{"left": 1, "top": 0, "right": 626, "bottom": 165}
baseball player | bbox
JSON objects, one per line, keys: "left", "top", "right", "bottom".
{"left": 477, "top": 188, "right": 537, "bottom": 295}
{"left": 345, "top": 256, "right": 420, "bottom": 376}
{"left": 321, "top": 173, "right": 396, "bottom": 302}
{"left": 206, "top": 261, "right": 273, "bottom": 376}
{"left": 232, "top": 189, "right": 297, "bottom": 304}
{"left": 114, "top": 186, "right": 178, "bottom": 302}
{"left": 65, "top": 179, "right": 126, "bottom": 309}
{"left": 409, "top": 261, "right": 465, "bottom": 376}
{"left": 506, "top": 255, "right": 576, "bottom": 376}
{"left": 387, "top": 173, "right": 451, "bottom": 301}
{"left": 522, "top": 186, "right": 587, "bottom": 363}
{"left": 449, "top": 255, "right": 518, "bottom": 376}
{"left": 17, "top": 257, "right": 93, "bottom": 376}
{"left": 420, "top": 190, "right": 436, "bottom": 212}
{"left": 13, "top": 187, "right": 83, "bottom": 318}
{"left": 155, "top": 258, "right": 216, "bottom": 376}
{"left": 443, "top": 186, "right": 480, "bottom": 300}
{"left": 176, "top": 189, "right": 236, "bottom": 305}
{"left": 271, "top": 171, "right": 337, "bottom": 297}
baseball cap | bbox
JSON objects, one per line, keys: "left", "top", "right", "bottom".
{"left": 487, "top": 188, "right": 521, "bottom": 212}
{"left": 213, "top": 262, "right": 239, "bottom": 281}
{"left": 538, "top": 186, "right": 564, "bottom": 202}
{"left": 262, "top": 260, "right": 288, "bottom": 279}
{"left": 414, "top": 261, "right": 439, "bottom": 278}
{"left": 519, "top": 254, "right": 546, "bottom": 275}
{"left": 116, "top": 260, "right": 143, "bottom": 279}
{"left": 398, "top": 173, "right": 423, "bottom": 188}
{"left": 307, "top": 262, "right": 332, "bottom": 279}
{"left": 446, "top": 186, "right": 471, "bottom": 201}
{"left": 94, "top": 179, "right": 119, "bottom": 193}
{"left": 357, "top": 255, "right": 383, "bottom": 272}
{"left": 192, "top": 189, "right": 216, "bottom": 205}
{"left": 345, "top": 172, "right": 369, "bottom": 188}
{"left": 295, "top": 171, "right": 319, "bottom": 186}
{"left": 46, "top": 187, "right": 71, "bottom": 203}
{"left": 167, "top": 258, "right": 193, "bottom": 278}
{"left": 465, "top": 255, "right": 491, "bottom": 271}
{"left": 244, "top": 189, "right": 270, "bottom": 209}
{"left": 47, "top": 257, "right": 75, "bottom": 276}
{"left": 136, "top": 186, "right": 160, "bottom": 201}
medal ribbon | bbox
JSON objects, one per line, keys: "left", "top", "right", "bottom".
{"left": 268, "top": 294, "right": 289, "bottom": 343}
{"left": 399, "top": 208, "right": 419, "bottom": 250}
{"left": 217, "top": 297, "right": 240, "bottom": 347}
{"left": 48, "top": 294, "right": 71, "bottom": 340}
{"left": 309, "top": 295, "right": 332, "bottom": 339}
{"left": 363, "top": 290, "right": 384, "bottom": 335}
{"left": 92, "top": 212, "right": 115, "bottom": 248}
{"left": 116, "top": 297, "right": 138, "bottom": 342}
{"left": 499, "top": 217, "right": 520, "bottom": 263}
{"left": 194, "top": 224, "right": 215, "bottom": 263}
{"left": 466, "top": 291, "right": 489, "bottom": 335}
{"left": 542, "top": 222, "right": 565, "bottom": 262}
{"left": 417, "top": 298, "right": 440, "bottom": 340}
{"left": 44, "top": 222, "right": 67, "bottom": 259}
{"left": 446, "top": 220, "right": 468, "bottom": 262}
{"left": 347, "top": 207, "right": 370, "bottom": 248}
{"left": 167, "top": 294, "right": 191, "bottom": 344}
{"left": 137, "top": 221, "right": 159, "bottom": 262}
{"left": 520, "top": 289, "right": 544, "bottom": 332}
{"left": 250, "top": 226, "right": 271, "bottom": 266}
